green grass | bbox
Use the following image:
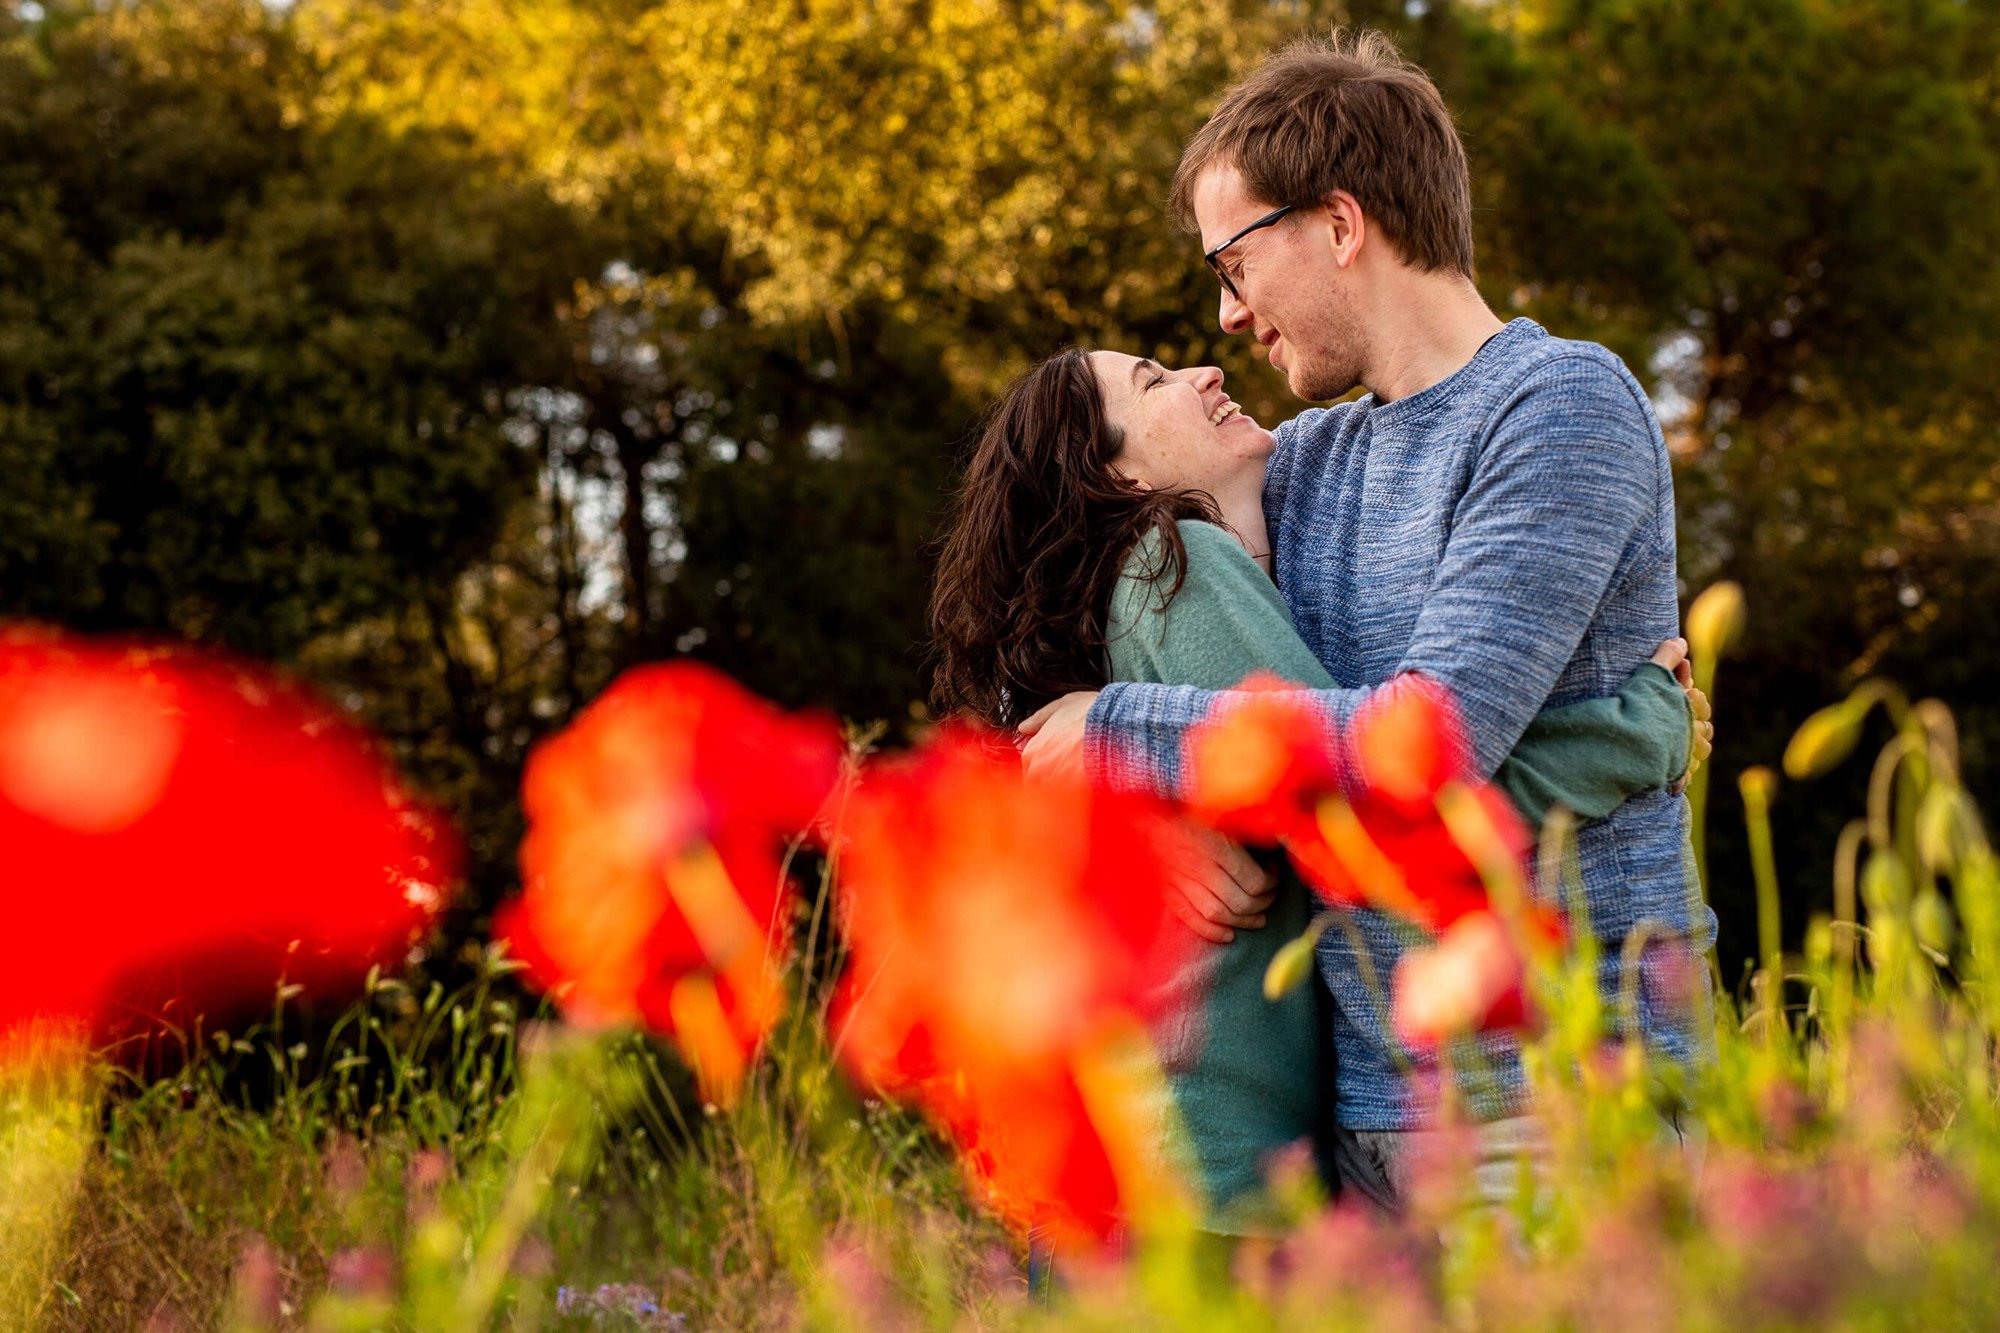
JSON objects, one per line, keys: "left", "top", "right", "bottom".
{"left": 20, "top": 936, "right": 1006, "bottom": 1332}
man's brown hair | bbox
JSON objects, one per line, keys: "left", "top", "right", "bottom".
{"left": 1170, "top": 29, "right": 1475, "bottom": 278}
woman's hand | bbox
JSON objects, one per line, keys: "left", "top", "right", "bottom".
{"left": 1651, "top": 637, "right": 1714, "bottom": 790}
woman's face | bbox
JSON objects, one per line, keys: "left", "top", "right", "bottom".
{"left": 1089, "top": 351, "right": 1275, "bottom": 496}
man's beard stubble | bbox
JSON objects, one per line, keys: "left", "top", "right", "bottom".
{"left": 1282, "top": 283, "right": 1368, "bottom": 404}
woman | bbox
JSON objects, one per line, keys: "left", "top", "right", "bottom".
{"left": 929, "top": 348, "right": 1705, "bottom": 1228}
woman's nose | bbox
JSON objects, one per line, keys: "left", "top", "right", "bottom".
{"left": 1191, "top": 364, "right": 1224, "bottom": 392}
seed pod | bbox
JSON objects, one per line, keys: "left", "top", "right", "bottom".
{"left": 1739, "top": 765, "right": 1779, "bottom": 809}
{"left": 1686, "top": 581, "right": 1746, "bottom": 660}
{"left": 1263, "top": 927, "right": 1321, "bottom": 1001}
{"left": 1862, "top": 852, "right": 1912, "bottom": 915}
{"left": 1916, "top": 785, "right": 1962, "bottom": 872}
{"left": 1784, "top": 700, "right": 1867, "bottom": 779}
{"left": 1868, "top": 914, "right": 1904, "bottom": 972}
{"left": 1912, "top": 887, "right": 1956, "bottom": 955}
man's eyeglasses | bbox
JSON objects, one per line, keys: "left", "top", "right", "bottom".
{"left": 1202, "top": 204, "right": 1299, "bottom": 299}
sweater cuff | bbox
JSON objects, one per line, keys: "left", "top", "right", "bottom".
{"left": 1084, "top": 682, "right": 1167, "bottom": 797}
{"left": 1629, "top": 661, "right": 1694, "bottom": 783}
{"left": 1085, "top": 681, "right": 1205, "bottom": 800}
{"left": 1083, "top": 685, "right": 1127, "bottom": 790}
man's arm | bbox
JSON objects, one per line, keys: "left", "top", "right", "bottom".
{"left": 1033, "top": 357, "right": 1663, "bottom": 800}
{"left": 1393, "top": 358, "right": 1665, "bottom": 776}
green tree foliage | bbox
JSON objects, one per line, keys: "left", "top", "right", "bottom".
{"left": 1426, "top": 0, "right": 2000, "bottom": 966}
{"left": 0, "top": 4, "right": 595, "bottom": 659}
{"left": 0, "top": 0, "right": 610, "bottom": 915}
{"left": 299, "top": 0, "right": 1287, "bottom": 383}
{"left": 5, "top": 0, "right": 1997, "bottom": 956}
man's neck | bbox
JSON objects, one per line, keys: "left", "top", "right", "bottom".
{"left": 1360, "top": 272, "right": 1506, "bottom": 404}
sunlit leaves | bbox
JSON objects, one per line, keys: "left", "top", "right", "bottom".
{"left": 295, "top": 0, "right": 1310, "bottom": 402}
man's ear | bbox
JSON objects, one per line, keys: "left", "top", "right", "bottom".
{"left": 1321, "top": 190, "right": 1367, "bottom": 270}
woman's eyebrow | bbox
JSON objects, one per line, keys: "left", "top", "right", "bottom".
{"left": 1129, "top": 358, "right": 1162, "bottom": 385}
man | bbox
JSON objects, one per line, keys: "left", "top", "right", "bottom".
{"left": 1019, "top": 30, "right": 1716, "bottom": 1203}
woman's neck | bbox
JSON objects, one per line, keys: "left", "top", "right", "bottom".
{"left": 1209, "top": 469, "right": 1273, "bottom": 576}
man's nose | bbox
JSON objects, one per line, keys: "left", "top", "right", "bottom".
{"left": 1218, "top": 287, "right": 1254, "bottom": 335}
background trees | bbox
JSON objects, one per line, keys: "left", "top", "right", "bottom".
{"left": 4, "top": 0, "right": 1995, "bottom": 974}
{"left": 1448, "top": 0, "right": 2000, "bottom": 968}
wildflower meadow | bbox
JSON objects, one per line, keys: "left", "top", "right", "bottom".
{"left": 6, "top": 580, "right": 2000, "bottom": 1331}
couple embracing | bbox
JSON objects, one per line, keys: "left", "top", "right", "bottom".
{"left": 929, "top": 31, "right": 1719, "bottom": 1226}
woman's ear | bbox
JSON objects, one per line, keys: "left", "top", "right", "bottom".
{"left": 1108, "top": 458, "right": 1151, "bottom": 491}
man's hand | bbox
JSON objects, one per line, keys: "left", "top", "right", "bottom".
{"left": 1016, "top": 690, "right": 1098, "bottom": 786}
{"left": 1166, "top": 824, "right": 1278, "bottom": 945}
{"left": 1650, "top": 637, "right": 1715, "bottom": 792}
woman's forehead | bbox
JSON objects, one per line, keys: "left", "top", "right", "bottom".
{"left": 1090, "top": 349, "right": 1164, "bottom": 384}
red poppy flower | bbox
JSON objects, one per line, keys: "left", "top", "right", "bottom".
{"left": 1183, "top": 673, "right": 1554, "bottom": 1041}
{"left": 831, "top": 728, "right": 1198, "bottom": 1246}
{"left": 0, "top": 625, "right": 455, "bottom": 1050}
{"left": 1183, "top": 673, "right": 1340, "bottom": 849}
{"left": 1349, "top": 676, "right": 1472, "bottom": 814}
{"left": 1391, "top": 910, "right": 1533, "bottom": 1050}
{"left": 496, "top": 662, "right": 841, "bottom": 1105}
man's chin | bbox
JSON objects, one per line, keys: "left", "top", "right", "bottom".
{"left": 1286, "top": 358, "right": 1357, "bottom": 405}
{"left": 1285, "top": 363, "right": 1333, "bottom": 404}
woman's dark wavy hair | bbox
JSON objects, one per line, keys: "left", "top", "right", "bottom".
{"left": 929, "top": 348, "right": 1220, "bottom": 727}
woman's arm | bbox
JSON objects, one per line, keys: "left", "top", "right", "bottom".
{"left": 1492, "top": 647, "right": 1699, "bottom": 827}
{"left": 1106, "top": 521, "right": 1333, "bottom": 944}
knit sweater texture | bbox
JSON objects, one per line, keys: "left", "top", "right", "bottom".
{"left": 1086, "top": 320, "right": 1720, "bottom": 1129}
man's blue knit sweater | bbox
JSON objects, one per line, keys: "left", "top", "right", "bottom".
{"left": 1085, "top": 319, "right": 1719, "bottom": 1130}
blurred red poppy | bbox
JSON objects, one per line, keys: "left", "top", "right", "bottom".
{"left": 1348, "top": 676, "right": 1469, "bottom": 814}
{"left": 1183, "top": 672, "right": 1340, "bottom": 850}
{"left": 496, "top": 662, "right": 841, "bottom": 1105}
{"left": 1391, "top": 910, "right": 1533, "bottom": 1051}
{"left": 0, "top": 625, "right": 455, "bottom": 1051}
{"left": 832, "top": 728, "right": 1197, "bottom": 1247}
{"left": 1184, "top": 673, "right": 1553, "bottom": 1043}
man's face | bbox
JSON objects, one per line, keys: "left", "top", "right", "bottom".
{"left": 1191, "top": 163, "right": 1366, "bottom": 402}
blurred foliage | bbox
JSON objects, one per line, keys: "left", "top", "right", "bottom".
{"left": 0, "top": 1, "right": 589, "bottom": 652}
{"left": 2, "top": 0, "right": 1997, "bottom": 965}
